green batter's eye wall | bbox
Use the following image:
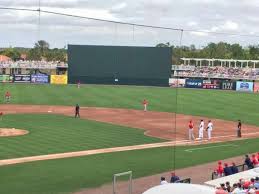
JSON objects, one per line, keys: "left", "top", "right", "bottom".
{"left": 68, "top": 45, "right": 172, "bottom": 86}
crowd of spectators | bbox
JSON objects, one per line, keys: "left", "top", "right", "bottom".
{"left": 175, "top": 66, "right": 259, "bottom": 80}
{"left": 214, "top": 154, "right": 259, "bottom": 194}
{"left": 215, "top": 154, "right": 259, "bottom": 178}
{"left": 0, "top": 60, "right": 68, "bottom": 69}
{"left": 215, "top": 177, "right": 259, "bottom": 194}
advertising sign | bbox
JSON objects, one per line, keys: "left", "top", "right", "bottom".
{"left": 31, "top": 74, "right": 49, "bottom": 84}
{"left": 236, "top": 81, "right": 254, "bottom": 92}
{"left": 0, "top": 75, "right": 13, "bottom": 82}
{"left": 50, "top": 75, "right": 68, "bottom": 84}
{"left": 185, "top": 79, "right": 203, "bottom": 88}
{"left": 254, "top": 82, "right": 259, "bottom": 93}
{"left": 169, "top": 78, "right": 186, "bottom": 87}
{"left": 13, "top": 74, "right": 31, "bottom": 83}
{"left": 220, "top": 81, "right": 236, "bottom": 90}
{"left": 202, "top": 80, "right": 220, "bottom": 89}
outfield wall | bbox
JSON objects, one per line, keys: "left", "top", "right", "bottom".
{"left": 169, "top": 78, "right": 258, "bottom": 93}
{"left": 0, "top": 74, "right": 68, "bottom": 84}
{"left": 68, "top": 45, "right": 172, "bottom": 86}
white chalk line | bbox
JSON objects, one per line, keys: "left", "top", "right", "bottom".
{"left": 184, "top": 144, "right": 239, "bottom": 152}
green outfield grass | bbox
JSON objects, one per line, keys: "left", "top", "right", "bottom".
{"left": 0, "top": 114, "right": 163, "bottom": 159}
{"left": 1, "top": 84, "right": 258, "bottom": 125}
{"left": 0, "top": 84, "right": 258, "bottom": 194}
{"left": 1, "top": 138, "right": 259, "bottom": 194}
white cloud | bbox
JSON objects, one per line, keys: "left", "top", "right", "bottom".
{"left": 222, "top": 21, "right": 239, "bottom": 31}
{"left": 187, "top": 21, "right": 198, "bottom": 27}
{"left": 1, "top": 0, "right": 259, "bottom": 47}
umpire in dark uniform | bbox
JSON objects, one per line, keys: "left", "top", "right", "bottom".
{"left": 75, "top": 104, "right": 80, "bottom": 118}
{"left": 237, "top": 120, "right": 242, "bottom": 138}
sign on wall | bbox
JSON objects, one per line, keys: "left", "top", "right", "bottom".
{"left": 169, "top": 78, "right": 186, "bottom": 87}
{"left": 236, "top": 81, "right": 254, "bottom": 92}
{"left": 254, "top": 82, "right": 259, "bottom": 93}
{"left": 50, "top": 75, "right": 68, "bottom": 84}
{"left": 220, "top": 81, "right": 236, "bottom": 90}
{"left": 202, "top": 80, "right": 220, "bottom": 89}
{"left": 31, "top": 74, "right": 49, "bottom": 84}
{"left": 13, "top": 75, "right": 31, "bottom": 83}
{"left": 185, "top": 79, "right": 203, "bottom": 88}
{"left": 0, "top": 75, "right": 13, "bottom": 82}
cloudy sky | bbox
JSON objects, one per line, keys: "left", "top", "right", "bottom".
{"left": 1, "top": 0, "right": 259, "bottom": 48}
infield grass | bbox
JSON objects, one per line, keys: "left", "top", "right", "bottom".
{"left": 0, "top": 114, "right": 163, "bottom": 159}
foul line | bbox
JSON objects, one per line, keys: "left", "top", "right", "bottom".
{"left": 185, "top": 144, "right": 239, "bottom": 152}
{"left": 0, "top": 132, "right": 257, "bottom": 167}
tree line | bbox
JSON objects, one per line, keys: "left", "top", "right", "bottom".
{"left": 156, "top": 42, "right": 259, "bottom": 65}
{"left": 0, "top": 40, "right": 67, "bottom": 62}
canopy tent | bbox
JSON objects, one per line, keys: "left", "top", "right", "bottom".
{"left": 181, "top": 58, "right": 259, "bottom": 68}
{"left": 142, "top": 183, "right": 216, "bottom": 194}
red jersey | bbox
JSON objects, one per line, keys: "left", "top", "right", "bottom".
{"left": 143, "top": 100, "right": 148, "bottom": 105}
{"left": 189, "top": 122, "right": 194, "bottom": 129}
{"left": 216, "top": 164, "right": 224, "bottom": 175}
{"left": 5, "top": 92, "right": 10, "bottom": 97}
{"left": 252, "top": 156, "right": 258, "bottom": 165}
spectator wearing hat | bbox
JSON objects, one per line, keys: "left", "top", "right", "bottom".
{"left": 231, "top": 162, "right": 239, "bottom": 174}
{"left": 223, "top": 163, "right": 232, "bottom": 176}
{"left": 216, "top": 161, "right": 224, "bottom": 177}
{"left": 170, "top": 172, "right": 180, "bottom": 183}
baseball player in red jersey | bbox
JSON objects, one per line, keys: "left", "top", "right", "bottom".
{"left": 188, "top": 120, "right": 195, "bottom": 141}
{"left": 5, "top": 91, "right": 11, "bottom": 103}
{"left": 142, "top": 99, "right": 148, "bottom": 111}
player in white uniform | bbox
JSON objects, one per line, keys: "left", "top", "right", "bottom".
{"left": 207, "top": 120, "right": 213, "bottom": 140}
{"left": 198, "top": 120, "right": 204, "bottom": 140}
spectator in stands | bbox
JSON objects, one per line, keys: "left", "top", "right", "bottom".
{"left": 251, "top": 154, "right": 259, "bottom": 167}
{"left": 245, "top": 154, "right": 254, "bottom": 169}
{"left": 170, "top": 172, "right": 180, "bottom": 183}
{"left": 216, "top": 161, "right": 224, "bottom": 177}
{"left": 160, "top": 177, "right": 168, "bottom": 185}
{"left": 223, "top": 163, "right": 232, "bottom": 176}
{"left": 231, "top": 183, "right": 241, "bottom": 194}
{"left": 231, "top": 162, "right": 239, "bottom": 174}
{"left": 225, "top": 181, "right": 231, "bottom": 192}
{"left": 220, "top": 183, "right": 227, "bottom": 191}
{"left": 254, "top": 177, "right": 259, "bottom": 189}
{"left": 251, "top": 178, "right": 255, "bottom": 186}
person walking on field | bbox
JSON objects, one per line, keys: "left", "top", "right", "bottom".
{"left": 75, "top": 104, "right": 80, "bottom": 118}
{"left": 198, "top": 119, "right": 204, "bottom": 140}
{"left": 5, "top": 91, "right": 11, "bottom": 103}
{"left": 237, "top": 120, "right": 242, "bottom": 138}
{"left": 206, "top": 120, "right": 213, "bottom": 140}
{"left": 142, "top": 99, "right": 148, "bottom": 111}
{"left": 188, "top": 120, "right": 195, "bottom": 141}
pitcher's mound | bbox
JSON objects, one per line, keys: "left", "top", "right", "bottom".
{"left": 0, "top": 128, "right": 29, "bottom": 137}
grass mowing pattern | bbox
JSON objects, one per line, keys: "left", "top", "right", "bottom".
{"left": 0, "top": 114, "right": 163, "bottom": 159}
{"left": 1, "top": 138, "right": 259, "bottom": 194}
{"left": 1, "top": 84, "right": 259, "bottom": 125}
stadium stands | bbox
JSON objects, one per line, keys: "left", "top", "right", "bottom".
{"left": 173, "top": 66, "right": 259, "bottom": 80}
{"left": 0, "top": 60, "right": 68, "bottom": 69}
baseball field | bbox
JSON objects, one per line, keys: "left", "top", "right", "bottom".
{"left": 0, "top": 84, "right": 259, "bottom": 194}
